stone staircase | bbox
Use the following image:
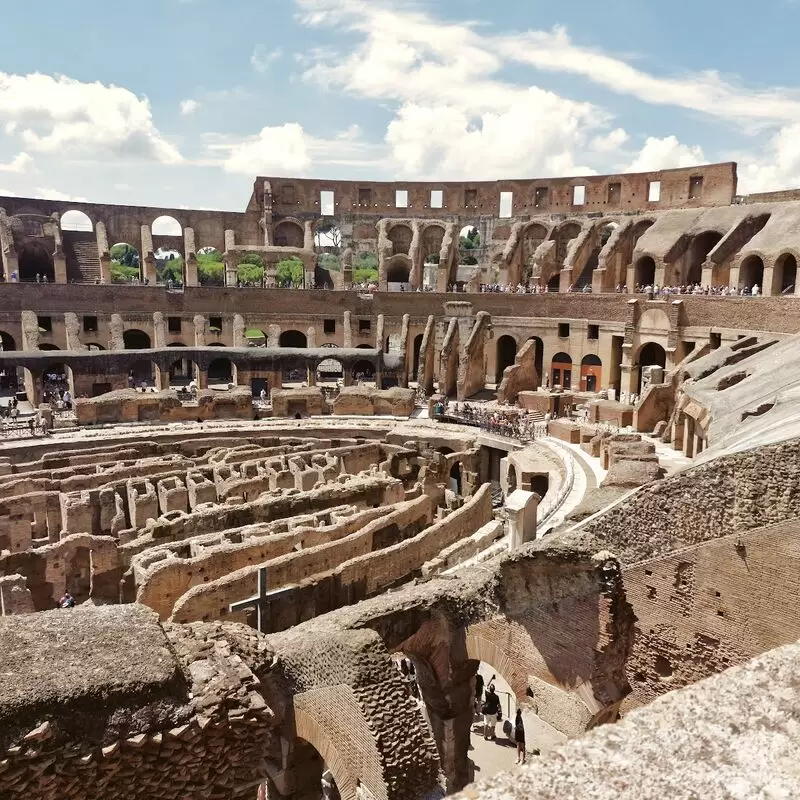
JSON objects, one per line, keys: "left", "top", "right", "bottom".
{"left": 63, "top": 231, "right": 101, "bottom": 283}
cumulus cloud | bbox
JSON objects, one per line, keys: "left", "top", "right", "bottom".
{"left": 0, "top": 72, "right": 181, "bottom": 163}
{"left": 35, "top": 187, "right": 89, "bottom": 202}
{"left": 223, "top": 123, "right": 311, "bottom": 174}
{"left": 627, "top": 136, "right": 706, "bottom": 172}
{"left": 590, "top": 128, "right": 629, "bottom": 153}
{"left": 0, "top": 152, "right": 33, "bottom": 173}
{"left": 251, "top": 45, "right": 282, "bottom": 73}
{"left": 180, "top": 99, "right": 199, "bottom": 115}
{"left": 738, "top": 123, "right": 800, "bottom": 193}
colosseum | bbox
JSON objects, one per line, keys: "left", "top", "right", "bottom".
{"left": 2, "top": 161, "right": 800, "bottom": 800}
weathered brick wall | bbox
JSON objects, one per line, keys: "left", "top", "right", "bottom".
{"left": 579, "top": 439, "right": 800, "bottom": 564}
{"left": 622, "top": 518, "right": 800, "bottom": 711}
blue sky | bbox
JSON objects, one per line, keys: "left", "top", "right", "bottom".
{"left": 0, "top": 0, "right": 797, "bottom": 210}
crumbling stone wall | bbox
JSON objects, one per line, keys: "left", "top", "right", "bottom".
{"left": 578, "top": 438, "right": 800, "bottom": 564}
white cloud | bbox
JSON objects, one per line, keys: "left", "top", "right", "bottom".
{"left": 627, "top": 136, "right": 706, "bottom": 172}
{"left": 222, "top": 123, "right": 312, "bottom": 174}
{"left": 590, "top": 128, "right": 629, "bottom": 153}
{"left": 35, "top": 187, "right": 89, "bottom": 202}
{"left": 251, "top": 45, "right": 282, "bottom": 73}
{"left": 0, "top": 72, "right": 182, "bottom": 163}
{"left": 0, "top": 189, "right": 16, "bottom": 197}
{"left": 738, "top": 123, "right": 800, "bottom": 194}
{"left": 0, "top": 152, "right": 33, "bottom": 173}
{"left": 180, "top": 99, "right": 199, "bottom": 115}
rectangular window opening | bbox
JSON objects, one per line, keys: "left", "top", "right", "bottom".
{"left": 430, "top": 190, "right": 443, "bottom": 209}
{"left": 648, "top": 181, "right": 661, "bottom": 202}
{"left": 499, "top": 191, "right": 513, "bottom": 218}
{"left": 588, "top": 324, "right": 599, "bottom": 340}
{"left": 534, "top": 187, "right": 549, "bottom": 207}
{"left": 558, "top": 323, "right": 570, "bottom": 338}
{"left": 689, "top": 175, "right": 704, "bottom": 199}
{"left": 37, "top": 316, "right": 52, "bottom": 333}
{"left": 209, "top": 316, "right": 222, "bottom": 332}
{"left": 358, "top": 319, "right": 371, "bottom": 333}
{"left": 465, "top": 189, "right": 478, "bottom": 208}
{"left": 358, "top": 187, "right": 372, "bottom": 207}
{"left": 395, "top": 189, "right": 409, "bottom": 209}
{"left": 324, "top": 319, "right": 336, "bottom": 334}
{"left": 320, "top": 190, "right": 335, "bottom": 216}
{"left": 168, "top": 316, "right": 182, "bottom": 333}
{"left": 83, "top": 315, "right": 98, "bottom": 333}
{"left": 572, "top": 185, "right": 586, "bottom": 206}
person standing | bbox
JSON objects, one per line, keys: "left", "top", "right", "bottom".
{"left": 481, "top": 686, "right": 500, "bottom": 740}
{"left": 514, "top": 709, "right": 526, "bottom": 764}
{"left": 474, "top": 672, "right": 484, "bottom": 714}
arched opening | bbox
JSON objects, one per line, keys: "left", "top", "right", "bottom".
{"left": 524, "top": 223, "right": 548, "bottom": 281}
{"left": 495, "top": 335, "right": 517, "bottom": 383}
{"left": 352, "top": 360, "right": 375, "bottom": 384}
{"left": 244, "top": 329, "right": 266, "bottom": 348}
{"left": 316, "top": 356, "right": 343, "bottom": 385}
{"left": 550, "top": 352, "right": 572, "bottom": 390}
{"left": 353, "top": 252, "right": 379, "bottom": 286}
{"left": 166, "top": 345, "right": 192, "bottom": 387}
{"left": 412, "top": 334, "right": 424, "bottom": 379}
{"left": 274, "top": 220, "right": 305, "bottom": 249}
{"left": 739, "top": 255, "right": 764, "bottom": 294}
{"left": 387, "top": 260, "right": 411, "bottom": 287}
{"left": 42, "top": 363, "right": 72, "bottom": 405}
{"left": 776, "top": 253, "right": 797, "bottom": 295}
{"left": 635, "top": 256, "right": 656, "bottom": 287}
{"left": 279, "top": 330, "right": 308, "bottom": 349}
{"left": 123, "top": 329, "right": 151, "bottom": 350}
{"left": 459, "top": 224, "right": 481, "bottom": 265}
{"left": 422, "top": 225, "right": 444, "bottom": 265}
{"left": 196, "top": 247, "right": 224, "bottom": 286}
{"left": 388, "top": 224, "right": 413, "bottom": 256}
{"left": 555, "top": 222, "right": 582, "bottom": 267}
{"left": 207, "top": 358, "right": 235, "bottom": 387}
{"left": 110, "top": 243, "right": 141, "bottom": 283}
{"left": 236, "top": 254, "right": 265, "bottom": 287}
{"left": 129, "top": 360, "right": 155, "bottom": 388}
{"left": 686, "top": 231, "right": 722, "bottom": 285}
{"left": 637, "top": 342, "right": 667, "bottom": 394}
{"left": 0, "top": 331, "right": 16, "bottom": 352}
{"left": 580, "top": 354, "right": 602, "bottom": 393}
{"left": 530, "top": 474, "right": 549, "bottom": 498}
{"left": 151, "top": 215, "right": 182, "bottom": 237}
{"left": 60, "top": 210, "right": 93, "bottom": 232}
{"left": 527, "top": 337, "right": 544, "bottom": 385}
{"left": 449, "top": 462, "right": 462, "bottom": 495}
{"left": 18, "top": 240, "right": 55, "bottom": 282}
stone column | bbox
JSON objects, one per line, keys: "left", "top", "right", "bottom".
{"left": 683, "top": 415, "right": 695, "bottom": 458}
{"left": 506, "top": 490, "right": 538, "bottom": 548}
{"left": 342, "top": 312, "right": 353, "bottom": 349}
{"left": 184, "top": 226, "right": 198, "bottom": 287}
{"left": 224, "top": 253, "right": 238, "bottom": 287}
{"left": 53, "top": 253, "right": 68, "bottom": 284}
{"left": 303, "top": 220, "right": 315, "bottom": 252}
{"left": 196, "top": 369, "right": 208, "bottom": 389}
{"left": 399, "top": 313, "right": 410, "bottom": 388}
{"left": 763, "top": 264, "right": 777, "bottom": 297}
{"left": 193, "top": 315, "right": 207, "bottom": 347}
{"left": 141, "top": 225, "right": 157, "bottom": 284}
{"left": 96, "top": 222, "right": 110, "bottom": 284}
{"left": 153, "top": 312, "right": 166, "bottom": 349}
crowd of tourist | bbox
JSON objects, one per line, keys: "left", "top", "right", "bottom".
{"left": 632, "top": 283, "right": 763, "bottom": 296}
{"left": 432, "top": 399, "right": 548, "bottom": 442}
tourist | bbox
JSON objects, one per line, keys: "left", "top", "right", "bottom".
{"left": 481, "top": 685, "right": 501, "bottom": 740}
{"left": 514, "top": 709, "right": 526, "bottom": 764}
{"left": 59, "top": 591, "right": 76, "bottom": 608}
{"left": 474, "top": 671, "right": 484, "bottom": 713}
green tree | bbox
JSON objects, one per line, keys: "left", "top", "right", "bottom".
{"left": 318, "top": 253, "right": 340, "bottom": 272}
{"left": 353, "top": 252, "right": 379, "bottom": 283}
{"left": 276, "top": 258, "right": 304, "bottom": 287}
{"left": 197, "top": 249, "right": 224, "bottom": 285}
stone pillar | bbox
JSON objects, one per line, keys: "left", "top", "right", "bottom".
{"left": 683, "top": 415, "right": 695, "bottom": 458}
{"left": 306, "top": 326, "right": 317, "bottom": 349}
{"left": 141, "top": 225, "right": 156, "bottom": 284}
{"left": 153, "top": 312, "right": 166, "bottom": 349}
{"left": 505, "top": 490, "right": 538, "bottom": 548}
{"left": 4, "top": 247, "right": 18, "bottom": 282}
{"left": 95, "top": 222, "right": 110, "bottom": 283}
{"left": 763, "top": 264, "right": 777, "bottom": 297}
{"left": 233, "top": 315, "right": 247, "bottom": 348}
{"left": 267, "top": 325, "right": 281, "bottom": 348}
{"left": 729, "top": 262, "right": 741, "bottom": 292}
{"left": 193, "top": 315, "right": 207, "bottom": 347}
{"left": 24, "top": 368, "right": 41, "bottom": 407}
{"left": 224, "top": 254, "right": 238, "bottom": 287}
{"left": 153, "top": 364, "right": 166, "bottom": 391}
{"left": 399, "top": 314, "right": 410, "bottom": 388}
{"left": 303, "top": 220, "right": 315, "bottom": 252}
{"left": 196, "top": 369, "right": 208, "bottom": 389}
{"left": 184, "top": 226, "right": 198, "bottom": 287}
{"left": 306, "top": 365, "right": 317, "bottom": 387}
{"left": 343, "top": 312, "right": 353, "bottom": 349}
{"left": 53, "top": 252, "right": 67, "bottom": 284}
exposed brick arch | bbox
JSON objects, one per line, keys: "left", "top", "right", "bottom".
{"left": 274, "top": 219, "right": 305, "bottom": 248}
{"left": 388, "top": 224, "right": 413, "bottom": 256}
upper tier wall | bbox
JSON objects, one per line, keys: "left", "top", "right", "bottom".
{"left": 257, "top": 163, "right": 737, "bottom": 218}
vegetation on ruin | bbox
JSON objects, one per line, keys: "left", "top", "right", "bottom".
{"left": 353, "top": 252, "right": 379, "bottom": 283}
{"left": 197, "top": 248, "right": 224, "bottom": 286}
{"left": 110, "top": 243, "right": 141, "bottom": 283}
{"left": 276, "top": 258, "right": 304, "bottom": 286}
